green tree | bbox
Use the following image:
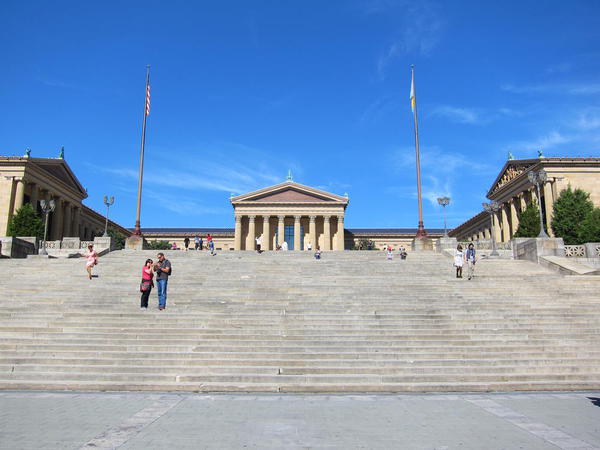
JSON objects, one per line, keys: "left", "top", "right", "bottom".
{"left": 578, "top": 208, "right": 600, "bottom": 243}
{"left": 144, "top": 240, "right": 171, "bottom": 250}
{"left": 6, "top": 204, "right": 44, "bottom": 238}
{"left": 551, "top": 186, "right": 594, "bottom": 245}
{"left": 513, "top": 201, "right": 541, "bottom": 238}
{"left": 107, "top": 227, "right": 126, "bottom": 250}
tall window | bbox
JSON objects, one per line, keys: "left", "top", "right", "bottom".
{"left": 278, "top": 225, "right": 304, "bottom": 250}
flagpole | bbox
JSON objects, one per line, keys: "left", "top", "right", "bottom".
{"left": 133, "top": 65, "right": 150, "bottom": 236}
{"left": 411, "top": 65, "right": 427, "bottom": 237}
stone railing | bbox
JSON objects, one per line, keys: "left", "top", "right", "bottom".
{"left": 80, "top": 241, "right": 95, "bottom": 249}
{"left": 564, "top": 245, "right": 585, "bottom": 257}
{"left": 457, "top": 240, "right": 512, "bottom": 251}
{"left": 563, "top": 243, "right": 600, "bottom": 258}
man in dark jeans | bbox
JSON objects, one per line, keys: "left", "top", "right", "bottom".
{"left": 153, "top": 253, "right": 171, "bottom": 310}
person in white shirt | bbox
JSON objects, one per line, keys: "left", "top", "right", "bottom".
{"left": 255, "top": 235, "right": 263, "bottom": 253}
{"left": 306, "top": 241, "right": 312, "bottom": 251}
{"left": 281, "top": 240, "right": 288, "bottom": 251}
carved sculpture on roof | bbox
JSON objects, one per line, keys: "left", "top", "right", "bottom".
{"left": 491, "top": 164, "right": 529, "bottom": 194}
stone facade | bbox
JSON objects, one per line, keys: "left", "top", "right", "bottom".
{"left": 230, "top": 181, "right": 349, "bottom": 251}
{"left": 451, "top": 157, "right": 600, "bottom": 242}
{"left": 0, "top": 155, "right": 131, "bottom": 240}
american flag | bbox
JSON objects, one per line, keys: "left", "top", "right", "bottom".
{"left": 145, "top": 82, "right": 151, "bottom": 116}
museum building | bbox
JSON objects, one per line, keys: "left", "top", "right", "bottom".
{"left": 450, "top": 157, "right": 600, "bottom": 242}
{"left": 0, "top": 153, "right": 131, "bottom": 240}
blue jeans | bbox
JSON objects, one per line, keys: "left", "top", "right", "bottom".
{"left": 157, "top": 279, "right": 168, "bottom": 308}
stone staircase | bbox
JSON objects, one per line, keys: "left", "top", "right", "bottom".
{"left": 0, "top": 250, "right": 599, "bottom": 393}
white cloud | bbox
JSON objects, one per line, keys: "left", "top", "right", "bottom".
{"left": 376, "top": 1, "right": 445, "bottom": 79}
{"left": 501, "top": 82, "right": 600, "bottom": 95}
{"left": 574, "top": 108, "right": 600, "bottom": 130}
{"left": 430, "top": 106, "right": 484, "bottom": 124}
{"left": 514, "top": 131, "right": 572, "bottom": 151}
{"left": 393, "top": 146, "right": 494, "bottom": 174}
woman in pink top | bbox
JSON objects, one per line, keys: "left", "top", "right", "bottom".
{"left": 140, "top": 258, "right": 154, "bottom": 309}
{"left": 82, "top": 244, "right": 98, "bottom": 280}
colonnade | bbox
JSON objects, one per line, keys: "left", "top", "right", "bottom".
{"left": 234, "top": 214, "right": 345, "bottom": 251}
{"left": 461, "top": 181, "right": 556, "bottom": 242}
{"left": 5, "top": 177, "right": 100, "bottom": 240}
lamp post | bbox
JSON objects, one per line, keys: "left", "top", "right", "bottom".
{"left": 103, "top": 196, "right": 115, "bottom": 237}
{"left": 437, "top": 196, "right": 450, "bottom": 237}
{"left": 482, "top": 201, "right": 500, "bottom": 257}
{"left": 39, "top": 199, "right": 56, "bottom": 255}
{"left": 527, "top": 169, "right": 549, "bottom": 238}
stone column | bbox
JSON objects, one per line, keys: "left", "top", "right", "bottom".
{"left": 29, "top": 183, "right": 39, "bottom": 212}
{"left": 519, "top": 193, "right": 527, "bottom": 212}
{"left": 262, "top": 215, "right": 270, "bottom": 251}
{"left": 309, "top": 215, "right": 316, "bottom": 250}
{"left": 234, "top": 215, "right": 242, "bottom": 250}
{"left": 13, "top": 178, "right": 25, "bottom": 212}
{"left": 246, "top": 215, "right": 256, "bottom": 251}
{"left": 543, "top": 182, "right": 554, "bottom": 237}
{"left": 73, "top": 207, "right": 81, "bottom": 239}
{"left": 323, "top": 216, "right": 331, "bottom": 251}
{"left": 293, "top": 215, "right": 301, "bottom": 251}
{"left": 492, "top": 211, "right": 502, "bottom": 243}
{"left": 52, "top": 198, "right": 63, "bottom": 241}
{"left": 63, "top": 202, "right": 72, "bottom": 237}
{"left": 277, "top": 215, "right": 285, "bottom": 248}
{"left": 500, "top": 204, "right": 510, "bottom": 242}
{"left": 510, "top": 198, "right": 519, "bottom": 238}
{"left": 335, "top": 215, "right": 345, "bottom": 250}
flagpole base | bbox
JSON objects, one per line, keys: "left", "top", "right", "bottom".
{"left": 415, "top": 221, "right": 427, "bottom": 238}
{"left": 125, "top": 235, "right": 145, "bottom": 250}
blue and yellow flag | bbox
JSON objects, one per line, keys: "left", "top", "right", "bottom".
{"left": 410, "top": 71, "right": 416, "bottom": 114}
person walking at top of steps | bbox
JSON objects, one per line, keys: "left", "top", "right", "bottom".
{"left": 454, "top": 244, "right": 464, "bottom": 279}
{"left": 184, "top": 237, "right": 190, "bottom": 251}
{"left": 81, "top": 244, "right": 98, "bottom": 280}
{"left": 255, "top": 235, "right": 263, "bottom": 254}
{"left": 465, "top": 243, "right": 476, "bottom": 280}
{"left": 386, "top": 245, "right": 393, "bottom": 260}
{"left": 140, "top": 258, "right": 154, "bottom": 309}
{"left": 153, "top": 253, "right": 171, "bottom": 310}
{"left": 194, "top": 235, "right": 200, "bottom": 250}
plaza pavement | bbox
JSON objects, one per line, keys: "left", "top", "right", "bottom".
{"left": 0, "top": 391, "right": 599, "bottom": 449}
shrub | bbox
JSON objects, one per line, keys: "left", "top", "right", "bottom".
{"left": 107, "top": 227, "right": 126, "bottom": 250}
{"left": 145, "top": 240, "right": 171, "bottom": 250}
{"left": 6, "top": 204, "right": 44, "bottom": 239}
{"left": 551, "top": 187, "right": 594, "bottom": 245}
{"left": 513, "top": 201, "right": 542, "bottom": 238}
{"left": 578, "top": 208, "right": 600, "bottom": 244}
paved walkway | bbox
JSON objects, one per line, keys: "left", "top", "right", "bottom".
{"left": 1, "top": 391, "right": 599, "bottom": 449}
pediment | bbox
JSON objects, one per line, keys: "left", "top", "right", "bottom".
{"left": 231, "top": 181, "right": 348, "bottom": 204}
{"left": 488, "top": 161, "right": 536, "bottom": 196}
{"left": 32, "top": 158, "right": 87, "bottom": 197}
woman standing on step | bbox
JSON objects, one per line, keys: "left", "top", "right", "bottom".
{"left": 454, "top": 244, "right": 464, "bottom": 278}
{"left": 140, "top": 258, "right": 154, "bottom": 309}
{"left": 82, "top": 244, "right": 98, "bottom": 280}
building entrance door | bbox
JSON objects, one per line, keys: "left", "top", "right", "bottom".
{"left": 280, "top": 225, "right": 304, "bottom": 250}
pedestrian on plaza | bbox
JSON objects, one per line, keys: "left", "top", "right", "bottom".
{"left": 171, "top": 242, "right": 178, "bottom": 250}
{"left": 206, "top": 234, "right": 212, "bottom": 247}
{"left": 140, "top": 258, "right": 154, "bottom": 309}
{"left": 153, "top": 252, "right": 172, "bottom": 310}
{"left": 314, "top": 246, "right": 321, "bottom": 260}
{"left": 184, "top": 237, "right": 190, "bottom": 251}
{"left": 255, "top": 234, "right": 262, "bottom": 253}
{"left": 306, "top": 241, "right": 312, "bottom": 252}
{"left": 399, "top": 246, "right": 407, "bottom": 260}
{"left": 194, "top": 235, "right": 200, "bottom": 250}
{"left": 81, "top": 244, "right": 98, "bottom": 280}
{"left": 209, "top": 239, "right": 215, "bottom": 256}
{"left": 454, "top": 244, "right": 464, "bottom": 278}
{"left": 281, "top": 240, "right": 288, "bottom": 251}
{"left": 199, "top": 237, "right": 204, "bottom": 250}
{"left": 386, "top": 245, "right": 393, "bottom": 260}
{"left": 465, "top": 243, "right": 477, "bottom": 280}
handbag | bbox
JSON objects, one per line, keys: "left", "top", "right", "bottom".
{"left": 140, "top": 280, "right": 151, "bottom": 293}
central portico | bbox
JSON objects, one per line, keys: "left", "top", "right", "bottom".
{"left": 230, "top": 180, "right": 349, "bottom": 251}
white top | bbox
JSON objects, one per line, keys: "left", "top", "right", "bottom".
{"left": 282, "top": 241, "right": 288, "bottom": 251}
{"left": 454, "top": 250, "right": 464, "bottom": 267}
{"left": 307, "top": 242, "right": 312, "bottom": 250}
{"left": 256, "top": 236, "right": 262, "bottom": 245}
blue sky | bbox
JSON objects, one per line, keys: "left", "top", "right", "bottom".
{"left": 1, "top": 0, "right": 599, "bottom": 230}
